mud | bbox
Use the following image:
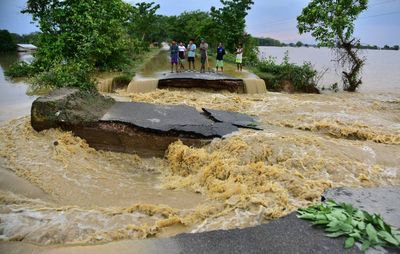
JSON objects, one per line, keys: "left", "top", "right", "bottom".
{"left": 0, "top": 89, "right": 399, "bottom": 248}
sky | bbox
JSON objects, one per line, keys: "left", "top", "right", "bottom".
{"left": 0, "top": 0, "right": 399, "bottom": 46}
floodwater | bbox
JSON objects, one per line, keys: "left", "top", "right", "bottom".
{"left": 259, "top": 46, "right": 400, "bottom": 92}
{"left": 0, "top": 53, "right": 36, "bottom": 122}
{"left": 0, "top": 49, "right": 399, "bottom": 253}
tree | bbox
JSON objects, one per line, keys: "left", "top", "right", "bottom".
{"left": 256, "top": 37, "right": 282, "bottom": 47}
{"left": 23, "top": 0, "right": 133, "bottom": 70}
{"left": 128, "top": 2, "right": 160, "bottom": 43}
{"left": 0, "top": 29, "right": 17, "bottom": 52}
{"left": 10, "top": 32, "right": 40, "bottom": 45}
{"left": 296, "top": 41, "right": 303, "bottom": 47}
{"left": 297, "top": 0, "right": 368, "bottom": 92}
{"left": 210, "top": 0, "right": 254, "bottom": 52}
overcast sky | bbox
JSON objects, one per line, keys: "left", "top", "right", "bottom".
{"left": 1, "top": 0, "right": 399, "bottom": 46}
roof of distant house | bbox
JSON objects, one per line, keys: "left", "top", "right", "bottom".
{"left": 16, "top": 44, "right": 37, "bottom": 49}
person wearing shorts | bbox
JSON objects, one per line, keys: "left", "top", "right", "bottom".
{"left": 178, "top": 42, "right": 186, "bottom": 72}
{"left": 170, "top": 39, "right": 179, "bottom": 73}
{"left": 235, "top": 43, "right": 243, "bottom": 71}
{"left": 216, "top": 43, "right": 226, "bottom": 73}
{"left": 187, "top": 39, "right": 196, "bottom": 71}
{"left": 235, "top": 43, "right": 243, "bottom": 72}
{"left": 199, "top": 38, "right": 208, "bottom": 73}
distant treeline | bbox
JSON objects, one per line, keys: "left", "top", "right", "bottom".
{"left": 254, "top": 36, "right": 399, "bottom": 50}
{"left": 0, "top": 29, "right": 40, "bottom": 52}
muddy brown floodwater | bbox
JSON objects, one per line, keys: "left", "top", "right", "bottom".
{"left": 0, "top": 52, "right": 400, "bottom": 253}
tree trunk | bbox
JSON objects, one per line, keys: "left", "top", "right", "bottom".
{"left": 340, "top": 41, "right": 364, "bottom": 92}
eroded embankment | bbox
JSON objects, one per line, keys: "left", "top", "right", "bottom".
{"left": 0, "top": 89, "right": 399, "bottom": 246}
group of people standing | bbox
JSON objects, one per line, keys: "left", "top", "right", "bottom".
{"left": 169, "top": 38, "right": 243, "bottom": 73}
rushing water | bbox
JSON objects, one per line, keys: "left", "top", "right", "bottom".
{"left": 0, "top": 49, "right": 399, "bottom": 253}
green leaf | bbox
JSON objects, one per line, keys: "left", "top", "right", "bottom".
{"left": 378, "top": 231, "right": 399, "bottom": 246}
{"left": 338, "top": 222, "right": 353, "bottom": 232}
{"left": 325, "top": 226, "right": 341, "bottom": 232}
{"left": 349, "top": 231, "right": 361, "bottom": 240}
{"left": 361, "top": 240, "right": 370, "bottom": 251}
{"left": 313, "top": 220, "right": 330, "bottom": 225}
{"left": 316, "top": 214, "right": 327, "bottom": 221}
{"left": 297, "top": 201, "right": 399, "bottom": 252}
{"left": 366, "top": 223, "right": 378, "bottom": 242}
{"left": 357, "top": 221, "right": 365, "bottom": 230}
{"left": 327, "top": 220, "right": 339, "bottom": 228}
{"left": 354, "top": 210, "right": 365, "bottom": 220}
{"left": 298, "top": 213, "right": 316, "bottom": 220}
{"left": 345, "top": 237, "right": 355, "bottom": 249}
{"left": 326, "top": 231, "right": 347, "bottom": 238}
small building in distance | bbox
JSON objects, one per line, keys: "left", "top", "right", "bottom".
{"left": 16, "top": 44, "right": 37, "bottom": 52}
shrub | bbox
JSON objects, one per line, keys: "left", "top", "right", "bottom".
{"left": 255, "top": 52, "right": 319, "bottom": 93}
{"left": 4, "top": 61, "right": 34, "bottom": 77}
{"left": 31, "top": 61, "right": 95, "bottom": 91}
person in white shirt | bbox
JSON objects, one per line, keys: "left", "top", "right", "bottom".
{"left": 178, "top": 42, "right": 186, "bottom": 72}
{"left": 235, "top": 43, "right": 243, "bottom": 72}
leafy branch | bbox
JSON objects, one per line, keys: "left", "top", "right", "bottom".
{"left": 297, "top": 200, "right": 400, "bottom": 251}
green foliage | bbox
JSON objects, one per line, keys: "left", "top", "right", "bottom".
{"left": 382, "top": 45, "right": 399, "bottom": 50}
{"left": 24, "top": 0, "right": 133, "bottom": 71}
{"left": 298, "top": 200, "right": 400, "bottom": 251}
{"left": 296, "top": 41, "right": 303, "bottom": 47}
{"left": 0, "top": 29, "right": 17, "bottom": 52}
{"left": 242, "top": 34, "right": 259, "bottom": 67}
{"left": 255, "top": 52, "right": 318, "bottom": 92}
{"left": 4, "top": 61, "right": 34, "bottom": 77}
{"left": 32, "top": 61, "right": 95, "bottom": 91}
{"left": 256, "top": 37, "right": 282, "bottom": 47}
{"left": 297, "top": 0, "right": 368, "bottom": 47}
{"left": 10, "top": 32, "right": 41, "bottom": 45}
{"left": 210, "top": 0, "right": 254, "bottom": 52}
{"left": 128, "top": 2, "right": 160, "bottom": 44}
{"left": 168, "top": 11, "right": 214, "bottom": 45}
{"left": 297, "top": 0, "right": 368, "bottom": 92}
{"left": 7, "top": 0, "right": 146, "bottom": 91}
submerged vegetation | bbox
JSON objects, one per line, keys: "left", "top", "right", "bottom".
{"left": 298, "top": 200, "right": 400, "bottom": 251}
{"left": 254, "top": 52, "right": 320, "bottom": 93}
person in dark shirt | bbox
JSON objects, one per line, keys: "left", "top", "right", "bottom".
{"left": 170, "top": 39, "right": 179, "bottom": 73}
{"left": 216, "top": 43, "right": 226, "bottom": 73}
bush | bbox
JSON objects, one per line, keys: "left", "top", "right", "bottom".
{"left": 255, "top": 52, "right": 319, "bottom": 93}
{"left": 4, "top": 61, "right": 34, "bottom": 77}
{"left": 32, "top": 61, "right": 95, "bottom": 91}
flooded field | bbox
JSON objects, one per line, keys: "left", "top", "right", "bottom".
{"left": 0, "top": 50, "right": 399, "bottom": 251}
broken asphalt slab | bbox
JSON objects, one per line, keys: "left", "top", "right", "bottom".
{"left": 202, "top": 108, "right": 262, "bottom": 130}
{"left": 101, "top": 102, "right": 239, "bottom": 138}
{"left": 31, "top": 89, "right": 262, "bottom": 155}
